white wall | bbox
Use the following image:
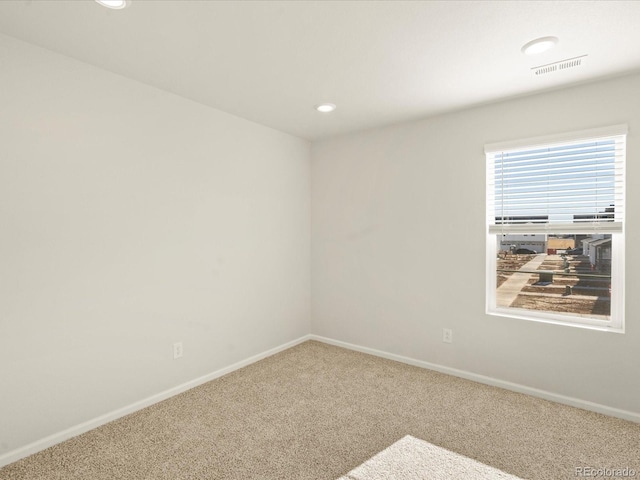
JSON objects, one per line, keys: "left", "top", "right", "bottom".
{"left": 311, "top": 72, "right": 640, "bottom": 415}
{"left": 0, "top": 33, "right": 310, "bottom": 456}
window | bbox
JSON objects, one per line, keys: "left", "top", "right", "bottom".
{"left": 485, "top": 125, "right": 626, "bottom": 332}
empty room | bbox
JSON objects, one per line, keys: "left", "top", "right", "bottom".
{"left": 0, "top": 1, "right": 639, "bottom": 479}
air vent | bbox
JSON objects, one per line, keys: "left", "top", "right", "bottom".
{"left": 532, "top": 55, "right": 588, "bottom": 75}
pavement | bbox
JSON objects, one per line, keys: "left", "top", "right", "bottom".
{"left": 496, "top": 254, "right": 547, "bottom": 308}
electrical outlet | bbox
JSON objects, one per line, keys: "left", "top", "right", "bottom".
{"left": 173, "top": 342, "right": 183, "bottom": 359}
{"left": 442, "top": 328, "right": 453, "bottom": 344}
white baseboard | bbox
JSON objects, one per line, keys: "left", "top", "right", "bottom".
{"left": 309, "top": 335, "right": 640, "bottom": 424}
{"left": 3, "top": 333, "right": 637, "bottom": 469}
{"left": 0, "top": 334, "right": 312, "bottom": 469}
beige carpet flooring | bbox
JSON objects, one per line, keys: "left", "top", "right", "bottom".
{"left": 1, "top": 340, "right": 639, "bottom": 480}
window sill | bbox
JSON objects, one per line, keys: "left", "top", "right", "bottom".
{"left": 487, "top": 307, "right": 624, "bottom": 333}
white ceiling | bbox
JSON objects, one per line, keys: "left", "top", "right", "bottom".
{"left": 1, "top": 0, "right": 640, "bottom": 140}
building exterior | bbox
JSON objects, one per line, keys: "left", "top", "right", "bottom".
{"left": 498, "top": 233, "right": 546, "bottom": 253}
{"left": 547, "top": 237, "right": 576, "bottom": 254}
{"left": 495, "top": 216, "right": 548, "bottom": 253}
{"left": 582, "top": 236, "right": 612, "bottom": 272}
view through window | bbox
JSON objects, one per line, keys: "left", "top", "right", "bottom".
{"left": 486, "top": 126, "right": 626, "bottom": 331}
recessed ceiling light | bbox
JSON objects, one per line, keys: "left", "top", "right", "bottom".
{"left": 521, "top": 36, "right": 558, "bottom": 55}
{"left": 316, "top": 103, "right": 336, "bottom": 113}
{"left": 95, "top": 0, "right": 131, "bottom": 9}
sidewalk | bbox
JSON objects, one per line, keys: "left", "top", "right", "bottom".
{"left": 496, "top": 254, "right": 547, "bottom": 308}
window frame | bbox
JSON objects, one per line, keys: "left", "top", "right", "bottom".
{"left": 485, "top": 125, "right": 626, "bottom": 333}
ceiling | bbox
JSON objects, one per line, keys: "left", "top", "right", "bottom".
{"left": 1, "top": 0, "right": 640, "bottom": 141}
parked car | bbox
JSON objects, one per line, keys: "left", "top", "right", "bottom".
{"left": 515, "top": 248, "right": 537, "bottom": 254}
{"left": 566, "top": 247, "right": 583, "bottom": 255}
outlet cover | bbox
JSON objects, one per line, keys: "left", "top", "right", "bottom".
{"left": 173, "top": 342, "right": 183, "bottom": 359}
{"left": 443, "top": 329, "right": 453, "bottom": 344}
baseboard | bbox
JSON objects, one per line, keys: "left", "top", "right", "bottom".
{"left": 4, "top": 332, "right": 636, "bottom": 469}
{"left": 309, "top": 335, "right": 640, "bottom": 424}
{"left": 0, "top": 334, "right": 312, "bottom": 469}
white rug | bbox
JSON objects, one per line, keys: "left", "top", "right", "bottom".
{"left": 338, "top": 435, "right": 523, "bottom": 480}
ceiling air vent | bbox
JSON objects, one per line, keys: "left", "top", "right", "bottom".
{"left": 532, "top": 55, "right": 588, "bottom": 75}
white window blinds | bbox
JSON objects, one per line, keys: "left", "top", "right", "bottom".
{"left": 486, "top": 126, "right": 626, "bottom": 235}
